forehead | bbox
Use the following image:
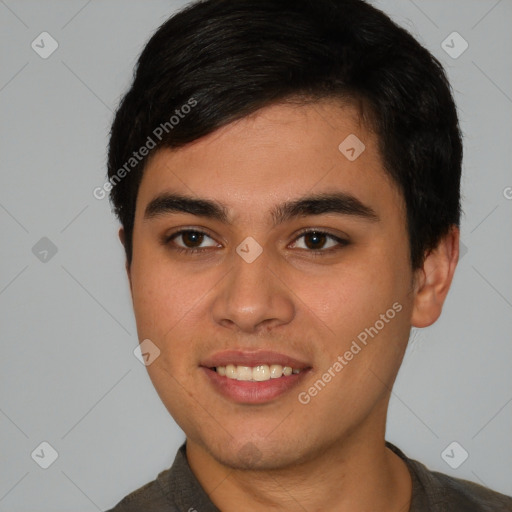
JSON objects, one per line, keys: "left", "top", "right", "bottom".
{"left": 135, "top": 100, "right": 402, "bottom": 222}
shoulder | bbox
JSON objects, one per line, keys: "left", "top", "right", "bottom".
{"left": 104, "top": 442, "right": 219, "bottom": 512}
{"left": 104, "top": 469, "right": 177, "bottom": 512}
{"left": 423, "top": 468, "right": 512, "bottom": 511}
{"left": 388, "top": 442, "right": 512, "bottom": 512}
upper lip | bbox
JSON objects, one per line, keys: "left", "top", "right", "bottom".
{"left": 201, "top": 350, "right": 311, "bottom": 369}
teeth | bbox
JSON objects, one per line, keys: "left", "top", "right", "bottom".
{"left": 269, "top": 364, "right": 283, "bottom": 378}
{"left": 237, "top": 366, "right": 253, "bottom": 381}
{"left": 214, "top": 364, "right": 302, "bottom": 381}
{"left": 226, "top": 364, "right": 237, "bottom": 379}
{"left": 253, "top": 365, "right": 270, "bottom": 381}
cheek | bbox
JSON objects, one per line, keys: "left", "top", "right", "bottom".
{"left": 129, "top": 256, "right": 204, "bottom": 398}
{"left": 300, "top": 262, "right": 393, "bottom": 328}
{"left": 297, "top": 251, "right": 411, "bottom": 362}
{"left": 129, "top": 250, "right": 204, "bottom": 339}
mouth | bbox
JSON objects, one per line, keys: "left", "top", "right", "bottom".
{"left": 200, "top": 350, "right": 312, "bottom": 404}
{"left": 214, "top": 363, "right": 303, "bottom": 380}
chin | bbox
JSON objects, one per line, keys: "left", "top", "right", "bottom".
{"left": 203, "top": 432, "right": 310, "bottom": 471}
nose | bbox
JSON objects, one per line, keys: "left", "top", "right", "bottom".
{"left": 211, "top": 246, "right": 295, "bottom": 334}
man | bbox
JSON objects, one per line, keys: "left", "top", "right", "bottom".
{"left": 105, "top": 0, "right": 512, "bottom": 510}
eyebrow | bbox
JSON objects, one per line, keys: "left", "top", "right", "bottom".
{"left": 143, "top": 191, "right": 380, "bottom": 225}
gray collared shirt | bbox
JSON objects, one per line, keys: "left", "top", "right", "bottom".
{"left": 106, "top": 441, "right": 512, "bottom": 511}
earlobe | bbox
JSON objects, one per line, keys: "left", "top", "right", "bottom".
{"left": 411, "top": 226, "right": 460, "bottom": 328}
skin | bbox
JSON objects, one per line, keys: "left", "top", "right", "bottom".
{"left": 120, "top": 100, "right": 459, "bottom": 512}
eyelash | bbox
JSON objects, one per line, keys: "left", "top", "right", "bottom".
{"left": 163, "top": 228, "right": 349, "bottom": 257}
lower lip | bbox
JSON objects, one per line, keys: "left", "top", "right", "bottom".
{"left": 201, "top": 367, "right": 311, "bottom": 404}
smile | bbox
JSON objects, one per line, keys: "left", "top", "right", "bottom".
{"left": 214, "top": 364, "right": 302, "bottom": 381}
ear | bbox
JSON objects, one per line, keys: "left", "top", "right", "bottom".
{"left": 411, "top": 225, "right": 460, "bottom": 328}
{"left": 118, "top": 227, "right": 132, "bottom": 286}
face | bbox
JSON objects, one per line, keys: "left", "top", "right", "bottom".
{"left": 126, "top": 100, "right": 419, "bottom": 470}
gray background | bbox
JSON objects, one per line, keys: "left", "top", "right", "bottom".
{"left": 1, "top": 0, "right": 511, "bottom": 510}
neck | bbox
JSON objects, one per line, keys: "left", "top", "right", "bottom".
{"left": 186, "top": 418, "right": 412, "bottom": 512}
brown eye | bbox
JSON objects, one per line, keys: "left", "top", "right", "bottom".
{"left": 165, "top": 229, "right": 220, "bottom": 253}
{"left": 180, "top": 231, "right": 205, "bottom": 248}
{"left": 303, "top": 231, "right": 328, "bottom": 250}
{"left": 289, "top": 229, "right": 349, "bottom": 255}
